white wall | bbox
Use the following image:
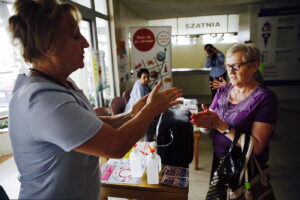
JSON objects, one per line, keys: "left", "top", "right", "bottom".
{"left": 172, "top": 42, "right": 234, "bottom": 69}
{"left": 0, "top": 133, "right": 12, "bottom": 156}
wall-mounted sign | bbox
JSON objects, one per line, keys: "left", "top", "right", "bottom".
{"left": 149, "top": 15, "right": 239, "bottom": 36}
{"left": 257, "top": 12, "right": 300, "bottom": 81}
{"left": 178, "top": 15, "right": 238, "bottom": 35}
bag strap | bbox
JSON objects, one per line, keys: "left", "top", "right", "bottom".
{"left": 253, "top": 155, "right": 268, "bottom": 180}
{"left": 239, "top": 135, "right": 268, "bottom": 186}
{"left": 227, "top": 130, "right": 241, "bottom": 154}
{"left": 238, "top": 134, "right": 254, "bottom": 185}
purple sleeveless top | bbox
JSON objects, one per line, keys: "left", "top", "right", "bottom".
{"left": 210, "top": 84, "right": 278, "bottom": 164}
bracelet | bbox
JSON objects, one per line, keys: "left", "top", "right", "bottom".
{"left": 222, "top": 124, "right": 232, "bottom": 135}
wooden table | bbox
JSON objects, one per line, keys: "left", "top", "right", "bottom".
{"left": 100, "top": 170, "right": 188, "bottom": 200}
{"left": 193, "top": 129, "right": 201, "bottom": 170}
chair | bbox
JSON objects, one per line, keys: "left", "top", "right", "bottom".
{"left": 94, "top": 107, "right": 111, "bottom": 116}
{"left": 109, "top": 97, "right": 126, "bottom": 115}
{"left": 122, "top": 90, "right": 131, "bottom": 104}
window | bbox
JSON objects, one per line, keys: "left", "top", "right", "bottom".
{"left": 0, "top": 1, "right": 29, "bottom": 116}
{"left": 95, "top": 0, "right": 107, "bottom": 15}
{"left": 202, "top": 33, "right": 238, "bottom": 44}
{"left": 70, "top": 20, "right": 99, "bottom": 107}
{"left": 96, "top": 17, "right": 114, "bottom": 107}
{"left": 0, "top": 0, "right": 114, "bottom": 115}
{"left": 70, "top": 0, "right": 91, "bottom": 8}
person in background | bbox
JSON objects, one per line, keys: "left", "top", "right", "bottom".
{"left": 191, "top": 43, "right": 277, "bottom": 198}
{"left": 209, "top": 76, "right": 227, "bottom": 91}
{"left": 204, "top": 44, "right": 227, "bottom": 99}
{"left": 125, "top": 68, "right": 151, "bottom": 112}
{"left": 8, "top": 0, "right": 182, "bottom": 199}
{"left": 125, "top": 68, "right": 159, "bottom": 141}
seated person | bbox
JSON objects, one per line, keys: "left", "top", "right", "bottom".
{"left": 125, "top": 68, "right": 151, "bottom": 112}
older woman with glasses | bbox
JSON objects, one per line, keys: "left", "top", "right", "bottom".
{"left": 191, "top": 43, "right": 277, "bottom": 198}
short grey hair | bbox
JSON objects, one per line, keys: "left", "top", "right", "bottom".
{"left": 226, "top": 43, "right": 261, "bottom": 63}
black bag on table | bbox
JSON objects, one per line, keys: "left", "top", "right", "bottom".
{"left": 156, "top": 109, "right": 194, "bottom": 168}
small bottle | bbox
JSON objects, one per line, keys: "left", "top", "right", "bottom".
{"left": 129, "top": 144, "right": 143, "bottom": 177}
{"left": 146, "top": 146, "right": 162, "bottom": 184}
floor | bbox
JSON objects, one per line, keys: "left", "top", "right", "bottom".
{"left": 1, "top": 99, "right": 300, "bottom": 199}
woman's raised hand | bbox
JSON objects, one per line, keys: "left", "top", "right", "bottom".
{"left": 131, "top": 95, "right": 148, "bottom": 117}
{"left": 146, "top": 81, "right": 183, "bottom": 114}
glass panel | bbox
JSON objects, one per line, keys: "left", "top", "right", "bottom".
{"left": 69, "top": 20, "right": 98, "bottom": 107}
{"left": 70, "top": 0, "right": 91, "bottom": 8}
{"left": 95, "top": 0, "right": 108, "bottom": 15}
{"left": 96, "top": 17, "right": 113, "bottom": 107}
{"left": 202, "top": 33, "right": 238, "bottom": 44}
{"left": 0, "top": 2, "right": 29, "bottom": 116}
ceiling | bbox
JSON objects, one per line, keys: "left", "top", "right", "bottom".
{"left": 120, "top": 0, "right": 294, "bottom": 20}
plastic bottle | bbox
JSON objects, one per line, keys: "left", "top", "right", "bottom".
{"left": 129, "top": 144, "right": 143, "bottom": 177}
{"left": 149, "top": 141, "right": 157, "bottom": 152}
{"left": 146, "top": 146, "right": 162, "bottom": 184}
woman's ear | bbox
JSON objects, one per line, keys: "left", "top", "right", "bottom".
{"left": 252, "top": 61, "right": 260, "bottom": 72}
{"left": 40, "top": 49, "right": 52, "bottom": 58}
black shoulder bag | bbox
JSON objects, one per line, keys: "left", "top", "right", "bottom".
{"left": 206, "top": 130, "right": 251, "bottom": 200}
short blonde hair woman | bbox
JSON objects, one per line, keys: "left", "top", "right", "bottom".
{"left": 191, "top": 43, "right": 277, "bottom": 199}
{"left": 8, "top": 0, "right": 182, "bottom": 199}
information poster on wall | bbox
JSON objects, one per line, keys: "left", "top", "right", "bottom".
{"left": 130, "top": 26, "right": 172, "bottom": 90}
{"left": 91, "top": 50, "right": 107, "bottom": 92}
{"left": 117, "top": 40, "right": 130, "bottom": 83}
{"left": 257, "top": 8, "right": 300, "bottom": 81}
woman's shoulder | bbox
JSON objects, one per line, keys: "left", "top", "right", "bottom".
{"left": 256, "top": 86, "right": 277, "bottom": 100}
{"left": 133, "top": 79, "right": 142, "bottom": 86}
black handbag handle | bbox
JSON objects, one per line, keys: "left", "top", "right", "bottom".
{"left": 226, "top": 130, "right": 250, "bottom": 155}
{"left": 224, "top": 130, "right": 251, "bottom": 173}
{"left": 227, "top": 129, "right": 241, "bottom": 154}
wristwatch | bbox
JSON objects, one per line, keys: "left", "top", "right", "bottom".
{"left": 222, "top": 125, "right": 232, "bottom": 135}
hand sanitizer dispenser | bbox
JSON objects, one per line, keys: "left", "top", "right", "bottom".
{"left": 146, "top": 144, "right": 162, "bottom": 184}
{"left": 129, "top": 144, "right": 143, "bottom": 177}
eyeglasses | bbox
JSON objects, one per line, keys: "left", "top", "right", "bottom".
{"left": 225, "top": 60, "right": 256, "bottom": 71}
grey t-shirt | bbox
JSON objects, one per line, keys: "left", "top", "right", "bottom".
{"left": 9, "top": 74, "right": 103, "bottom": 199}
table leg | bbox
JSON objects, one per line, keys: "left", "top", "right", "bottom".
{"left": 100, "top": 196, "right": 108, "bottom": 200}
{"left": 194, "top": 131, "right": 200, "bottom": 170}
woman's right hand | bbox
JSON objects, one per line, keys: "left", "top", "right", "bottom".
{"left": 146, "top": 81, "right": 183, "bottom": 115}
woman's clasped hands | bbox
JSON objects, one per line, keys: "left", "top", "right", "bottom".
{"left": 190, "top": 104, "right": 223, "bottom": 130}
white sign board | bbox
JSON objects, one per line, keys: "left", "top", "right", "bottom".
{"left": 149, "top": 15, "right": 239, "bottom": 36}
{"left": 130, "top": 26, "right": 172, "bottom": 90}
{"left": 177, "top": 15, "right": 238, "bottom": 35}
{"left": 257, "top": 14, "right": 300, "bottom": 81}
